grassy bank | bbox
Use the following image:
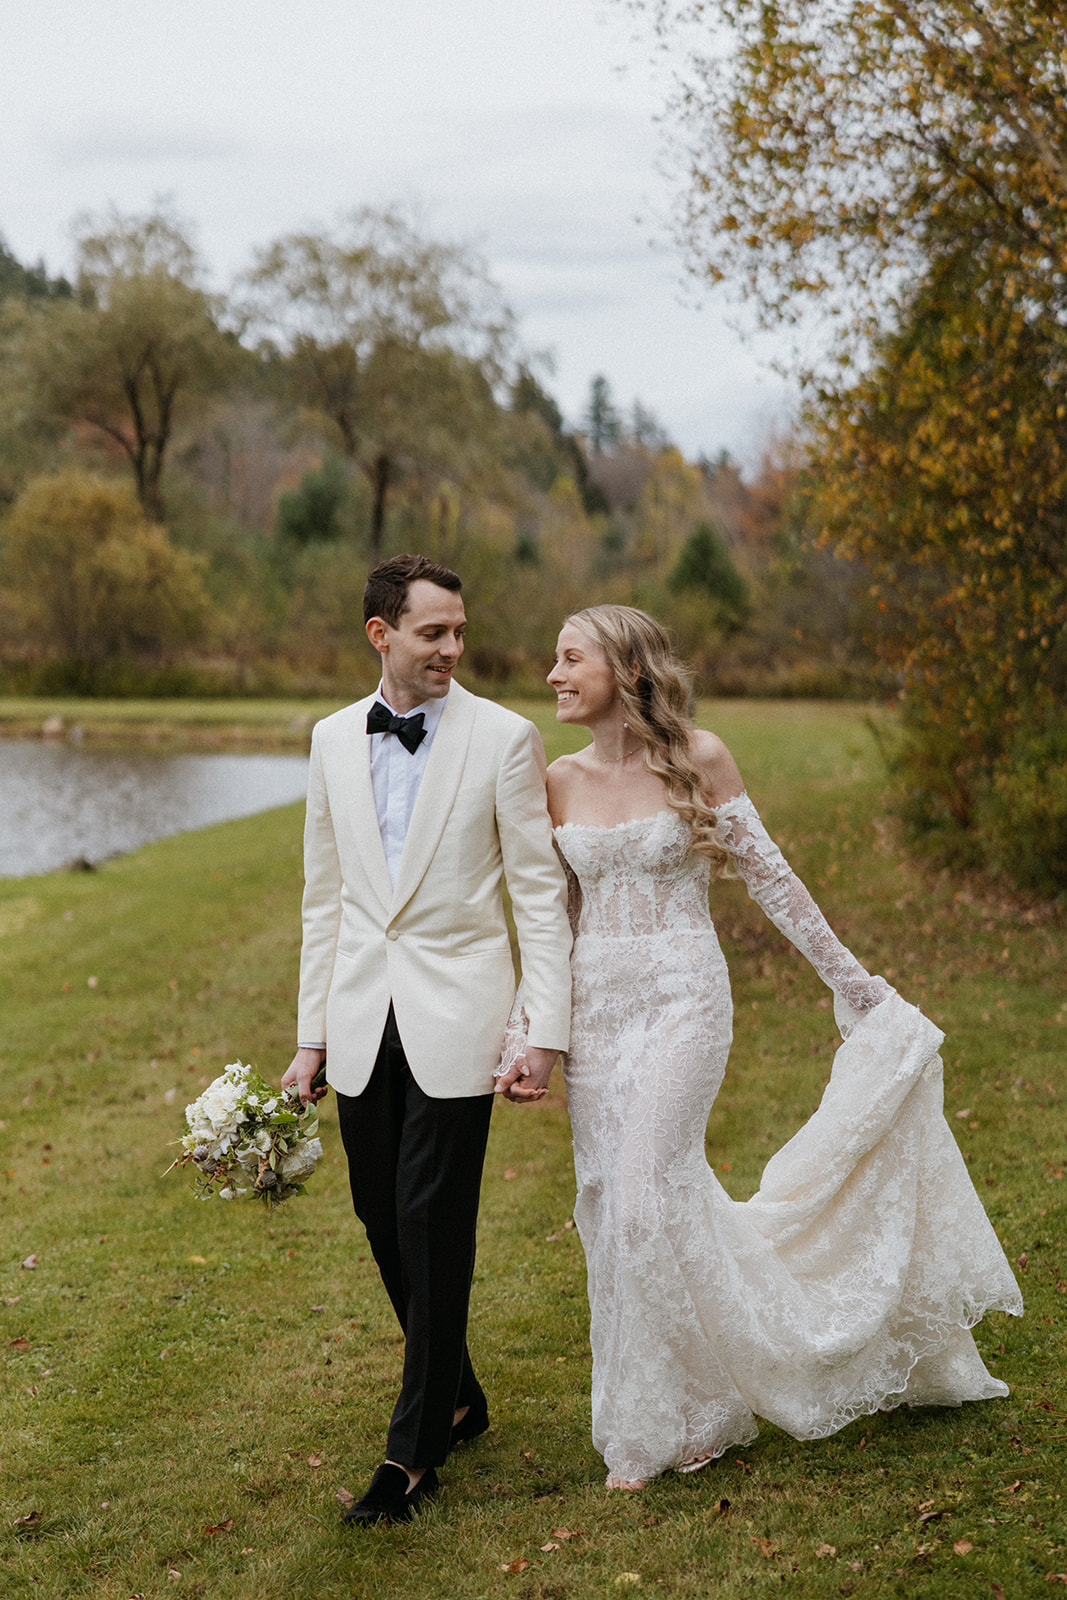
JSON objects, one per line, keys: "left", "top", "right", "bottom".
{"left": 0, "top": 697, "right": 348, "bottom": 750}
{"left": 0, "top": 700, "right": 1063, "bottom": 1598}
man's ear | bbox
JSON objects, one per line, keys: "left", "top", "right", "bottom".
{"left": 366, "top": 616, "right": 388, "bottom": 654}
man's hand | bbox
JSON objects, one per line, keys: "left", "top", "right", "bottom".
{"left": 282, "top": 1046, "right": 329, "bottom": 1108}
{"left": 495, "top": 1045, "right": 558, "bottom": 1104}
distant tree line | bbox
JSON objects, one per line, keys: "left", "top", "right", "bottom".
{"left": 0, "top": 203, "right": 875, "bottom": 709}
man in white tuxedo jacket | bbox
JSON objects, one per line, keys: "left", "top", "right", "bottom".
{"left": 283, "top": 554, "right": 571, "bottom": 1525}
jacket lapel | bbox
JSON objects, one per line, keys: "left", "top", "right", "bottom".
{"left": 390, "top": 681, "right": 476, "bottom": 917}
{"left": 344, "top": 694, "right": 393, "bottom": 915}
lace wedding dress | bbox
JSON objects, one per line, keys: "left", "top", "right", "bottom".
{"left": 551, "top": 793, "right": 1022, "bottom": 1484}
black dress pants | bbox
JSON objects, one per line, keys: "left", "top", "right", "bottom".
{"left": 334, "top": 1004, "right": 494, "bottom": 1468}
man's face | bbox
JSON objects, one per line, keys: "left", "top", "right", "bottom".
{"left": 366, "top": 580, "right": 467, "bottom": 712}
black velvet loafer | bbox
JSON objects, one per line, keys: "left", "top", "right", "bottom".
{"left": 449, "top": 1394, "right": 490, "bottom": 1452}
{"left": 342, "top": 1463, "right": 439, "bottom": 1525}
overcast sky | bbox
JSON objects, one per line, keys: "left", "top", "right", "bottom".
{"left": 1, "top": 0, "right": 794, "bottom": 465}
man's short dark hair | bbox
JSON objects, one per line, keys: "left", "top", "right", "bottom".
{"left": 363, "top": 554, "right": 463, "bottom": 628}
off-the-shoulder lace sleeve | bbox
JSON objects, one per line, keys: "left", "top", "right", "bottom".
{"left": 494, "top": 992, "right": 530, "bottom": 1078}
{"left": 714, "top": 792, "right": 893, "bottom": 1031}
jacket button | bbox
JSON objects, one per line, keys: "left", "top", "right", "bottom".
{"left": 386, "top": 929, "right": 399, "bottom": 941}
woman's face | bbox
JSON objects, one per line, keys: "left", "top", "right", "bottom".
{"left": 547, "top": 621, "right": 620, "bottom": 724}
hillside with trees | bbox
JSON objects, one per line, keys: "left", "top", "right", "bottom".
{"left": 0, "top": 205, "right": 872, "bottom": 701}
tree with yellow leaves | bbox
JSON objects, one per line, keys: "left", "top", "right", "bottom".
{"left": 2, "top": 471, "right": 211, "bottom": 683}
{"left": 628, "top": 0, "right": 1067, "bottom": 886}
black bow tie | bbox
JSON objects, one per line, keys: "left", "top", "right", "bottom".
{"left": 366, "top": 700, "right": 427, "bottom": 754}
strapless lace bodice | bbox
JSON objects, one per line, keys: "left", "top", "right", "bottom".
{"left": 555, "top": 811, "right": 710, "bottom": 940}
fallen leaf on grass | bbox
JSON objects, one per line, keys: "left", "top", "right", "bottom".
{"left": 751, "top": 1536, "right": 778, "bottom": 1559}
{"left": 14, "top": 1511, "right": 41, "bottom": 1528}
{"left": 815, "top": 1543, "right": 837, "bottom": 1557}
{"left": 1006, "top": 1479, "right": 1022, "bottom": 1493}
{"left": 552, "top": 1527, "right": 583, "bottom": 1540}
{"left": 307, "top": 1455, "right": 323, "bottom": 1468}
{"left": 990, "top": 1584, "right": 1005, "bottom": 1600}
{"left": 336, "top": 1488, "right": 356, "bottom": 1509}
{"left": 187, "top": 1254, "right": 207, "bottom": 1265}
{"left": 9, "top": 1337, "right": 29, "bottom": 1350}
{"left": 615, "top": 1578, "right": 641, "bottom": 1588}
{"left": 203, "top": 1518, "right": 233, "bottom": 1535}
{"left": 503, "top": 1169, "right": 518, "bottom": 1180}
{"left": 541, "top": 1541, "right": 560, "bottom": 1552}
{"left": 1045, "top": 1577, "right": 1067, "bottom": 1587}
{"left": 919, "top": 1507, "right": 945, "bottom": 1525}
{"left": 20, "top": 1255, "right": 37, "bottom": 1270}
{"left": 241, "top": 1546, "right": 254, "bottom": 1554}
{"left": 953, "top": 1108, "right": 972, "bottom": 1119}
{"left": 500, "top": 1558, "right": 529, "bottom": 1572}
{"left": 168, "top": 1571, "right": 181, "bottom": 1581}
{"left": 953, "top": 1540, "right": 973, "bottom": 1555}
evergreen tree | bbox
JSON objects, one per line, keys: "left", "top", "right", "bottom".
{"left": 670, "top": 520, "right": 751, "bottom": 630}
{"left": 584, "top": 374, "right": 621, "bottom": 454}
{"left": 275, "top": 456, "right": 349, "bottom": 544}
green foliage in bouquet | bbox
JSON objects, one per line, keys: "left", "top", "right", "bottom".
{"left": 169, "top": 1060, "right": 323, "bottom": 1209}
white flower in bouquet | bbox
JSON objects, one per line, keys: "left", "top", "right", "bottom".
{"left": 167, "top": 1059, "right": 323, "bottom": 1210}
{"left": 277, "top": 1137, "right": 322, "bottom": 1187}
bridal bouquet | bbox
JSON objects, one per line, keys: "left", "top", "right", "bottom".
{"left": 169, "top": 1060, "right": 323, "bottom": 1210}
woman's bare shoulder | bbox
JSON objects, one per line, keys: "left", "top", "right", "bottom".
{"left": 546, "top": 750, "right": 588, "bottom": 809}
{"left": 687, "top": 727, "right": 745, "bottom": 803}
{"left": 547, "top": 749, "right": 589, "bottom": 780}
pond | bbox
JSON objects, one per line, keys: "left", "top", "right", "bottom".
{"left": 0, "top": 742, "right": 309, "bottom": 877}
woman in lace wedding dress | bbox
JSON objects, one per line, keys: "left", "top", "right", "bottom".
{"left": 496, "top": 604, "right": 1022, "bottom": 1489}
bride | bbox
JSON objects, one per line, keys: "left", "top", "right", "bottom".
{"left": 496, "top": 604, "right": 1022, "bottom": 1490}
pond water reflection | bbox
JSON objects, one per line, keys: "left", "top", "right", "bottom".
{"left": 0, "top": 742, "right": 309, "bottom": 877}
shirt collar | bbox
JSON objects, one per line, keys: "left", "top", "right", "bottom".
{"left": 374, "top": 683, "right": 448, "bottom": 736}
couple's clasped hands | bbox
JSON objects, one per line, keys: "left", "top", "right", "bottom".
{"left": 283, "top": 1042, "right": 558, "bottom": 1107}
{"left": 494, "top": 1045, "right": 558, "bottom": 1104}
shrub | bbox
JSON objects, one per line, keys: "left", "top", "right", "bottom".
{"left": 1, "top": 470, "right": 211, "bottom": 678}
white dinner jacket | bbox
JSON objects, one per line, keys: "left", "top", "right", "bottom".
{"left": 297, "top": 681, "right": 572, "bottom": 1098}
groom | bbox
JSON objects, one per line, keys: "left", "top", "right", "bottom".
{"left": 283, "top": 553, "right": 571, "bottom": 1525}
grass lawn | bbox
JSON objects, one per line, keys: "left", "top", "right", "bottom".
{"left": 0, "top": 698, "right": 1063, "bottom": 1599}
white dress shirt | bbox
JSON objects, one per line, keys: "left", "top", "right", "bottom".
{"left": 367, "top": 684, "right": 447, "bottom": 887}
{"left": 297, "top": 685, "right": 448, "bottom": 1050}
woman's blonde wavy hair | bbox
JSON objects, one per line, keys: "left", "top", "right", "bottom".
{"left": 567, "top": 604, "right": 729, "bottom": 871}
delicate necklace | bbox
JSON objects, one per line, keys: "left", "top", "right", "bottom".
{"left": 593, "top": 743, "right": 642, "bottom": 765}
